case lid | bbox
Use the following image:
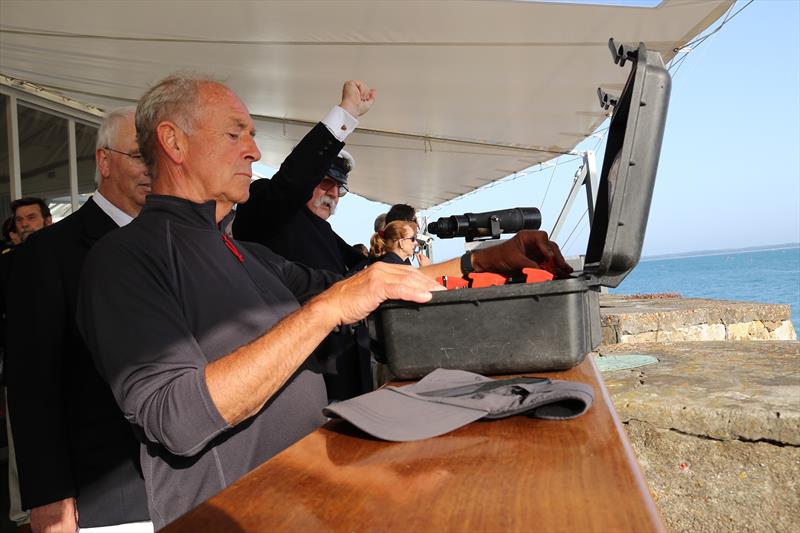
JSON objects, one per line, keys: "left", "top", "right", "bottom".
{"left": 583, "top": 40, "right": 671, "bottom": 288}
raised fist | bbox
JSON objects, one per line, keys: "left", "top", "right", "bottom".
{"left": 339, "top": 80, "right": 376, "bottom": 118}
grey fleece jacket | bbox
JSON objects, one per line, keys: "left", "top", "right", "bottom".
{"left": 77, "top": 195, "right": 340, "bottom": 528}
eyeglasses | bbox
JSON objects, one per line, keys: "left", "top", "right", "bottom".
{"left": 319, "top": 177, "right": 349, "bottom": 197}
{"left": 104, "top": 146, "right": 144, "bottom": 162}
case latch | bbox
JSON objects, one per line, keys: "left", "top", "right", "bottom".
{"left": 608, "top": 38, "right": 639, "bottom": 67}
{"left": 597, "top": 88, "right": 618, "bottom": 110}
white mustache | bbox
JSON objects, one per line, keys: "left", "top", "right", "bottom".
{"left": 314, "top": 195, "right": 337, "bottom": 215}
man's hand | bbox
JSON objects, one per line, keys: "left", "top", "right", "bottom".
{"left": 471, "top": 230, "right": 573, "bottom": 278}
{"left": 339, "top": 80, "right": 376, "bottom": 118}
{"left": 416, "top": 253, "right": 432, "bottom": 267}
{"left": 316, "top": 262, "right": 443, "bottom": 326}
{"left": 30, "top": 497, "right": 78, "bottom": 533}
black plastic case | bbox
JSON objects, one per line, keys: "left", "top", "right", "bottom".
{"left": 370, "top": 42, "right": 671, "bottom": 379}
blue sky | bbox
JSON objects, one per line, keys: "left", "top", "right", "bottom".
{"left": 259, "top": 0, "right": 800, "bottom": 261}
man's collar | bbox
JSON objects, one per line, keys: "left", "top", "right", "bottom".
{"left": 93, "top": 190, "right": 134, "bottom": 228}
{"left": 141, "top": 195, "right": 220, "bottom": 230}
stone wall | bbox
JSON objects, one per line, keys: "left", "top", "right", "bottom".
{"left": 600, "top": 296, "right": 797, "bottom": 345}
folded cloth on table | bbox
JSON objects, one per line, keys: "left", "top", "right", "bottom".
{"left": 323, "top": 368, "right": 593, "bottom": 442}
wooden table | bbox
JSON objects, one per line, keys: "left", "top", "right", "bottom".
{"left": 165, "top": 356, "right": 664, "bottom": 532}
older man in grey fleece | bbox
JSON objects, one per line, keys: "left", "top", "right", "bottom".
{"left": 77, "top": 74, "right": 571, "bottom": 528}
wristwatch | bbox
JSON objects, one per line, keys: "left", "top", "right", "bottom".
{"left": 460, "top": 251, "right": 475, "bottom": 278}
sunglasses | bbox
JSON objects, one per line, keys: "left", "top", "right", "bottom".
{"left": 319, "top": 177, "right": 349, "bottom": 197}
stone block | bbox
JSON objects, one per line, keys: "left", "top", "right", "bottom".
{"left": 658, "top": 323, "right": 727, "bottom": 342}
{"left": 624, "top": 419, "right": 799, "bottom": 533}
{"left": 771, "top": 321, "right": 797, "bottom": 340}
{"left": 619, "top": 331, "right": 657, "bottom": 344}
{"left": 601, "top": 325, "right": 618, "bottom": 345}
{"left": 617, "top": 313, "right": 659, "bottom": 335}
{"left": 727, "top": 321, "right": 768, "bottom": 341}
{"left": 599, "top": 342, "right": 800, "bottom": 445}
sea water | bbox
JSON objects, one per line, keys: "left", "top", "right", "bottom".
{"left": 611, "top": 246, "right": 800, "bottom": 334}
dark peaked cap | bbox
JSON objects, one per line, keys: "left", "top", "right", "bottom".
{"left": 324, "top": 368, "right": 593, "bottom": 442}
{"left": 327, "top": 149, "right": 354, "bottom": 185}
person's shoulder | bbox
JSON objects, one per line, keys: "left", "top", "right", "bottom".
{"left": 27, "top": 209, "right": 81, "bottom": 244}
{"left": 85, "top": 217, "right": 156, "bottom": 269}
{"left": 375, "top": 252, "right": 406, "bottom": 265}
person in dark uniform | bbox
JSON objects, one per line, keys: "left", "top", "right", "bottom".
{"left": 232, "top": 84, "right": 374, "bottom": 400}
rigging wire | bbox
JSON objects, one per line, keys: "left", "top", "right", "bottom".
{"left": 679, "top": 0, "right": 753, "bottom": 51}
{"left": 561, "top": 208, "right": 589, "bottom": 254}
{"left": 669, "top": 0, "right": 753, "bottom": 77}
{"left": 538, "top": 158, "right": 560, "bottom": 210}
{"left": 426, "top": 154, "right": 584, "bottom": 214}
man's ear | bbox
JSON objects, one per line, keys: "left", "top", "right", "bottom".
{"left": 44, "top": 216, "right": 53, "bottom": 227}
{"left": 96, "top": 147, "right": 111, "bottom": 180}
{"left": 156, "top": 121, "right": 187, "bottom": 165}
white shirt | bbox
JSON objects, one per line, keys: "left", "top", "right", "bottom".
{"left": 322, "top": 106, "right": 358, "bottom": 142}
{"left": 92, "top": 189, "right": 134, "bottom": 228}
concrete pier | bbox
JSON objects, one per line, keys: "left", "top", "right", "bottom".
{"left": 596, "top": 295, "right": 799, "bottom": 531}
{"left": 598, "top": 340, "right": 799, "bottom": 532}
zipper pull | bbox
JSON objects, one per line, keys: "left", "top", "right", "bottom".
{"left": 221, "top": 233, "right": 244, "bottom": 263}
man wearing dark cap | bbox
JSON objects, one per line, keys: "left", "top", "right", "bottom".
{"left": 233, "top": 84, "right": 373, "bottom": 401}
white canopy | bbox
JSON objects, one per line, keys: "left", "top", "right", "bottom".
{"left": 0, "top": 0, "right": 732, "bottom": 208}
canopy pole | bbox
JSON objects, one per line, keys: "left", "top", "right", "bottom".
{"left": 551, "top": 151, "right": 597, "bottom": 241}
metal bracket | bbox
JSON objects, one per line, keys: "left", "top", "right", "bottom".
{"left": 597, "top": 88, "right": 618, "bottom": 110}
{"left": 489, "top": 216, "right": 501, "bottom": 239}
{"left": 608, "top": 38, "right": 639, "bottom": 68}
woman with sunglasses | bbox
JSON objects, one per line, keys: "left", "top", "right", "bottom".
{"left": 369, "top": 220, "right": 425, "bottom": 266}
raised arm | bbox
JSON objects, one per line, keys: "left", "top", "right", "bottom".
{"left": 232, "top": 80, "right": 375, "bottom": 244}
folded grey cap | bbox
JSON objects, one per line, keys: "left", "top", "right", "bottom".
{"left": 323, "top": 368, "right": 593, "bottom": 442}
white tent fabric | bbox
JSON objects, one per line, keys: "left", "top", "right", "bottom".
{"left": 0, "top": 0, "right": 732, "bottom": 208}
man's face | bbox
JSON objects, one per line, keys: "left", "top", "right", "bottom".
{"left": 306, "top": 177, "right": 341, "bottom": 220}
{"left": 182, "top": 84, "right": 261, "bottom": 216}
{"left": 97, "top": 116, "right": 151, "bottom": 217}
{"left": 14, "top": 205, "right": 51, "bottom": 242}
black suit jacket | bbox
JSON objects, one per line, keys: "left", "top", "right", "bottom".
{"left": 5, "top": 197, "right": 149, "bottom": 527}
{"left": 233, "top": 122, "right": 371, "bottom": 400}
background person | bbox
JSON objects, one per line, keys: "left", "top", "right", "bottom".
{"left": 11, "top": 198, "right": 51, "bottom": 242}
{"left": 1, "top": 197, "right": 53, "bottom": 529}
{"left": 383, "top": 203, "right": 430, "bottom": 267}
{"left": 1, "top": 217, "right": 20, "bottom": 251}
{"left": 5, "top": 108, "right": 151, "bottom": 532}
{"left": 384, "top": 203, "right": 417, "bottom": 229}
{"left": 369, "top": 220, "right": 419, "bottom": 265}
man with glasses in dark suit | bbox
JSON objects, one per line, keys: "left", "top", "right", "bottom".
{"left": 5, "top": 108, "right": 152, "bottom": 532}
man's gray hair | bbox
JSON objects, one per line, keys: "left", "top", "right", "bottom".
{"left": 135, "top": 73, "right": 220, "bottom": 175}
{"left": 95, "top": 107, "right": 136, "bottom": 185}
